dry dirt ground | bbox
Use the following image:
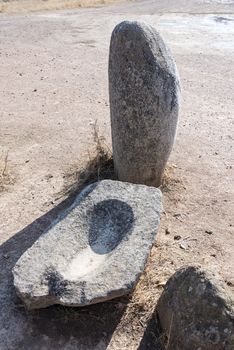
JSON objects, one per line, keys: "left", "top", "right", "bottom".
{"left": 0, "top": 0, "right": 234, "bottom": 349}
{"left": 0, "top": 0, "right": 124, "bottom": 14}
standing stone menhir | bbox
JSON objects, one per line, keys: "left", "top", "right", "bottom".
{"left": 109, "top": 21, "right": 181, "bottom": 187}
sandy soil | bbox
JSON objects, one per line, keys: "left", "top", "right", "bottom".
{"left": 0, "top": 0, "right": 124, "bottom": 14}
{"left": 0, "top": 0, "right": 233, "bottom": 349}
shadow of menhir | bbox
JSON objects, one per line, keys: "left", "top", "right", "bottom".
{"left": 0, "top": 194, "right": 128, "bottom": 350}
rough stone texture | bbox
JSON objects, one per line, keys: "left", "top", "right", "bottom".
{"left": 109, "top": 21, "right": 181, "bottom": 187}
{"left": 157, "top": 266, "right": 234, "bottom": 350}
{"left": 13, "top": 180, "right": 162, "bottom": 309}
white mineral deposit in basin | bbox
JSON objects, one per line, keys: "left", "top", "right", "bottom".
{"left": 61, "top": 198, "right": 134, "bottom": 281}
{"left": 62, "top": 246, "right": 107, "bottom": 280}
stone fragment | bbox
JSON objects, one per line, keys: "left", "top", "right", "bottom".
{"left": 109, "top": 21, "right": 181, "bottom": 187}
{"left": 13, "top": 180, "right": 162, "bottom": 309}
{"left": 157, "top": 266, "right": 234, "bottom": 350}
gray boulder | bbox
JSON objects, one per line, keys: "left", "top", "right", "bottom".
{"left": 157, "top": 266, "right": 234, "bottom": 350}
{"left": 109, "top": 21, "right": 181, "bottom": 187}
{"left": 13, "top": 180, "right": 162, "bottom": 309}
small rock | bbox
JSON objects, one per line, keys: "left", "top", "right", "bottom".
{"left": 205, "top": 230, "right": 213, "bottom": 235}
{"left": 173, "top": 213, "right": 182, "bottom": 218}
{"left": 174, "top": 235, "right": 181, "bottom": 240}
{"left": 13, "top": 180, "right": 162, "bottom": 309}
{"left": 157, "top": 266, "right": 234, "bottom": 350}
{"left": 165, "top": 228, "right": 171, "bottom": 235}
{"left": 180, "top": 241, "right": 188, "bottom": 250}
{"left": 226, "top": 281, "right": 233, "bottom": 287}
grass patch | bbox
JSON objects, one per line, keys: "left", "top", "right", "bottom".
{"left": 161, "top": 163, "right": 178, "bottom": 192}
{"left": 60, "top": 120, "right": 181, "bottom": 200}
{"left": 0, "top": 150, "right": 14, "bottom": 192}
{"left": 0, "top": 0, "right": 125, "bottom": 14}
{"left": 60, "top": 120, "right": 115, "bottom": 198}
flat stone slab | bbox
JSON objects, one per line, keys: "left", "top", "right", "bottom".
{"left": 13, "top": 180, "right": 162, "bottom": 309}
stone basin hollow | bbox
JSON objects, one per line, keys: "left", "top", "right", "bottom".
{"left": 64, "top": 199, "right": 134, "bottom": 280}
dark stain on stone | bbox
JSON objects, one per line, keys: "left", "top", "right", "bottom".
{"left": 88, "top": 199, "right": 134, "bottom": 255}
{"left": 45, "top": 270, "right": 70, "bottom": 298}
{"left": 79, "top": 281, "right": 87, "bottom": 304}
{"left": 214, "top": 16, "right": 234, "bottom": 24}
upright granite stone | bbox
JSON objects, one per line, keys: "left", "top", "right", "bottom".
{"left": 109, "top": 21, "right": 181, "bottom": 187}
{"left": 157, "top": 266, "right": 234, "bottom": 350}
{"left": 13, "top": 180, "right": 162, "bottom": 309}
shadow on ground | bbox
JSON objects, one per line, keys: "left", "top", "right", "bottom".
{"left": 0, "top": 193, "right": 129, "bottom": 349}
{"left": 138, "top": 311, "right": 164, "bottom": 350}
{"left": 0, "top": 152, "right": 165, "bottom": 349}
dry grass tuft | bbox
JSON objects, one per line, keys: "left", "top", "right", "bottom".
{"left": 60, "top": 125, "right": 181, "bottom": 201}
{"left": 107, "top": 243, "right": 171, "bottom": 349}
{"left": 161, "top": 163, "right": 178, "bottom": 192}
{"left": 0, "top": 150, "right": 14, "bottom": 192}
{"left": 161, "top": 163, "right": 186, "bottom": 205}
{"left": 60, "top": 120, "right": 115, "bottom": 198}
{"left": 0, "top": 0, "right": 124, "bottom": 14}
